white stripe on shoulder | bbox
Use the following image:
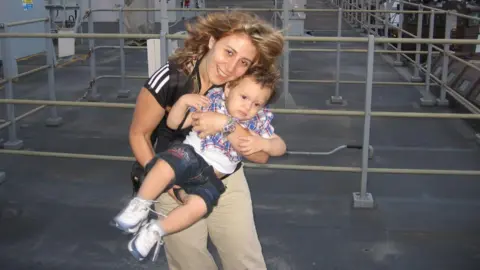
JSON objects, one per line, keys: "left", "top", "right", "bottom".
{"left": 154, "top": 75, "right": 170, "bottom": 93}
{"left": 148, "top": 64, "right": 169, "bottom": 86}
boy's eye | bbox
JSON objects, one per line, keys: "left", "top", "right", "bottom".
{"left": 226, "top": 49, "right": 233, "bottom": 56}
{"left": 241, "top": 95, "right": 247, "bottom": 99}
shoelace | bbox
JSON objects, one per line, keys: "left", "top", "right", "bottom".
{"left": 127, "top": 197, "right": 167, "bottom": 218}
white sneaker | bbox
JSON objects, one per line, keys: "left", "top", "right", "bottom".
{"left": 128, "top": 220, "right": 164, "bottom": 262}
{"left": 113, "top": 197, "right": 152, "bottom": 233}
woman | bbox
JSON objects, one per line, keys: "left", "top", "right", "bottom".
{"left": 129, "top": 11, "right": 284, "bottom": 270}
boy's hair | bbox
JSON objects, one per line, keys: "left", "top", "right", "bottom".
{"left": 228, "top": 65, "right": 280, "bottom": 105}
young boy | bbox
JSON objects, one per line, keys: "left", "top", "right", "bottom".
{"left": 112, "top": 69, "right": 286, "bottom": 261}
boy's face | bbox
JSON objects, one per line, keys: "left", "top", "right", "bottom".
{"left": 224, "top": 76, "right": 272, "bottom": 121}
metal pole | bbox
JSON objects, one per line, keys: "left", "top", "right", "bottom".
{"left": 375, "top": 0, "right": 379, "bottom": 36}
{"left": 354, "top": 0, "right": 359, "bottom": 26}
{"left": 411, "top": 6, "right": 423, "bottom": 82}
{"left": 394, "top": 1, "right": 404, "bottom": 66}
{"left": 367, "top": 0, "right": 371, "bottom": 34}
{"left": 160, "top": 0, "right": 168, "bottom": 66}
{"left": 0, "top": 25, "right": 23, "bottom": 150}
{"left": 87, "top": 0, "right": 100, "bottom": 101}
{"left": 44, "top": 17, "right": 63, "bottom": 127}
{"left": 331, "top": 8, "right": 344, "bottom": 105}
{"left": 384, "top": 1, "right": 389, "bottom": 50}
{"left": 274, "top": 0, "right": 277, "bottom": 28}
{"left": 420, "top": 10, "right": 436, "bottom": 106}
{"left": 438, "top": 12, "right": 452, "bottom": 106}
{"left": 353, "top": 34, "right": 375, "bottom": 209}
{"left": 117, "top": 7, "right": 130, "bottom": 98}
{"left": 283, "top": 0, "right": 290, "bottom": 108}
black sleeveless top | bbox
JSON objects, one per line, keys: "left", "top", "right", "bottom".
{"left": 143, "top": 59, "right": 217, "bottom": 153}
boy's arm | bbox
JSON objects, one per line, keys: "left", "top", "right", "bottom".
{"left": 167, "top": 94, "right": 209, "bottom": 130}
{"left": 166, "top": 99, "right": 192, "bottom": 130}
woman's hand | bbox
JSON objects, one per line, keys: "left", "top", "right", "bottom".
{"left": 191, "top": 111, "right": 228, "bottom": 138}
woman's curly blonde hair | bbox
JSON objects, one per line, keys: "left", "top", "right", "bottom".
{"left": 169, "top": 11, "right": 284, "bottom": 75}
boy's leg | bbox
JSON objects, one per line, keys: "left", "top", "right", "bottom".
{"left": 207, "top": 165, "right": 267, "bottom": 270}
{"left": 136, "top": 159, "right": 175, "bottom": 199}
{"left": 159, "top": 194, "right": 208, "bottom": 234}
{"left": 155, "top": 193, "right": 218, "bottom": 270}
{"left": 114, "top": 152, "right": 178, "bottom": 233}
{"left": 128, "top": 194, "right": 209, "bottom": 261}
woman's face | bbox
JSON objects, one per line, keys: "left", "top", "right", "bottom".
{"left": 204, "top": 33, "right": 258, "bottom": 86}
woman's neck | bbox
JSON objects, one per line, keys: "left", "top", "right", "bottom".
{"left": 197, "top": 57, "right": 212, "bottom": 94}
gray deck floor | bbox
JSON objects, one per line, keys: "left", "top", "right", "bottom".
{"left": 1, "top": 1, "right": 480, "bottom": 269}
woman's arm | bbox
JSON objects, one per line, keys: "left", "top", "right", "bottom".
{"left": 129, "top": 87, "right": 166, "bottom": 167}
{"left": 257, "top": 134, "right": 287, "bottom": 156}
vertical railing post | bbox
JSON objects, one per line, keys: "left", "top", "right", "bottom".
{"left": 411, "top": 6, "right": 423, "bottom": 82}
{"left": 117, "top": 6, "right": 130, "bottom": 98}
{"left": 44, "top": 17, "right": 63, "bottom": 127}
{"left": 420, "top": 9, "right": 436, "bottom": 106}
{"left": 394, "top": 1, "right": 404, "bottom": 66}
{"left": 374, "top": 0, "right": 379, "bottom": 36}
{"left": 282, "top": 0, "right": 290, "bottom": 108}
{"left": 383, "top": 1, "right": 389, "bottom": 50}
{"left": 438, "top": 11, "right": 453, "bottom": 106}
{"left": 87, "top": 0, "right": 100, "bottom": 101}
{"left": 0, "top": 24, "right": 23, "bottom": 150}
{"left": 160, "top": 0, "right": 168, "bottom": 66}
{"left": 330, "top": 8, "right": 344, "bottom": 105}
{"left": 355, "top": 0, "right": 359, "bottom": 27}
{"left": 353, "top": 34, "right": 375, "bottom": 209}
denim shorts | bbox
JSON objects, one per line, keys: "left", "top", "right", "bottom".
{"left": 156, "top": 142, "right": 226, "bottom": 216}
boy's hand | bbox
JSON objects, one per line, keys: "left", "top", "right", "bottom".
{"left": 180, "top": 94, "right": 210, "bottom": 111}
{"left": 167, "top": 185, "right": 186, "bottom": 205}
{"left": 238, "top": 130, "right": 268, "bottom": 156}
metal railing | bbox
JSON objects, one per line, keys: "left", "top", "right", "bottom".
{"left": 1, "top": 1, "right": 480, "bottom": 209}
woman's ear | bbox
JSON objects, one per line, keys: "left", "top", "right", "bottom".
{"left": 208, "top": 36, "right": 216, "bottom": 50}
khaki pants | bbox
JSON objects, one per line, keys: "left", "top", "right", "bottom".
{"left": 154, "top": 165, "right": 267, "bottom": 270}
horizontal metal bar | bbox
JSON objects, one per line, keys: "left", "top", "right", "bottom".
{"left": 290, "top": 48, "right": 440, "bottom": 55}
{"left": 0, "top": 65, "right": 50, "bottom": 86}
{"left": 94, "top": 45, "right": 146, "bottom": 50}
{"left": 1, "top": 149, "right": 479, "bottom": 176}
{"left": 45, "top": 4, "right": 80, "bottom": 10}
{"left": 288, "top": 79, "right": 427, "bottom": 86}
{"left": 1, "top": 32, "right": 478, "bottom": 45}
{"left": 97, "top": 75, "right": 431, "bottom": 85}
{"left": 14, "top": 65, "right": 50, "bottom": 80}
{"left": 5, "top": 18, "right": 49, "bottom": 27}
{"left": 0, "top": 98, "right": 479, "bottom": 119}
{"left": 95, "top": 75, "right": 148, "bottom": 80}
{"left": 89, "top": 8, "right": 436, "bottom": 14}
{"left": 0, "top": 104, "right": 45, "bottom": 130}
